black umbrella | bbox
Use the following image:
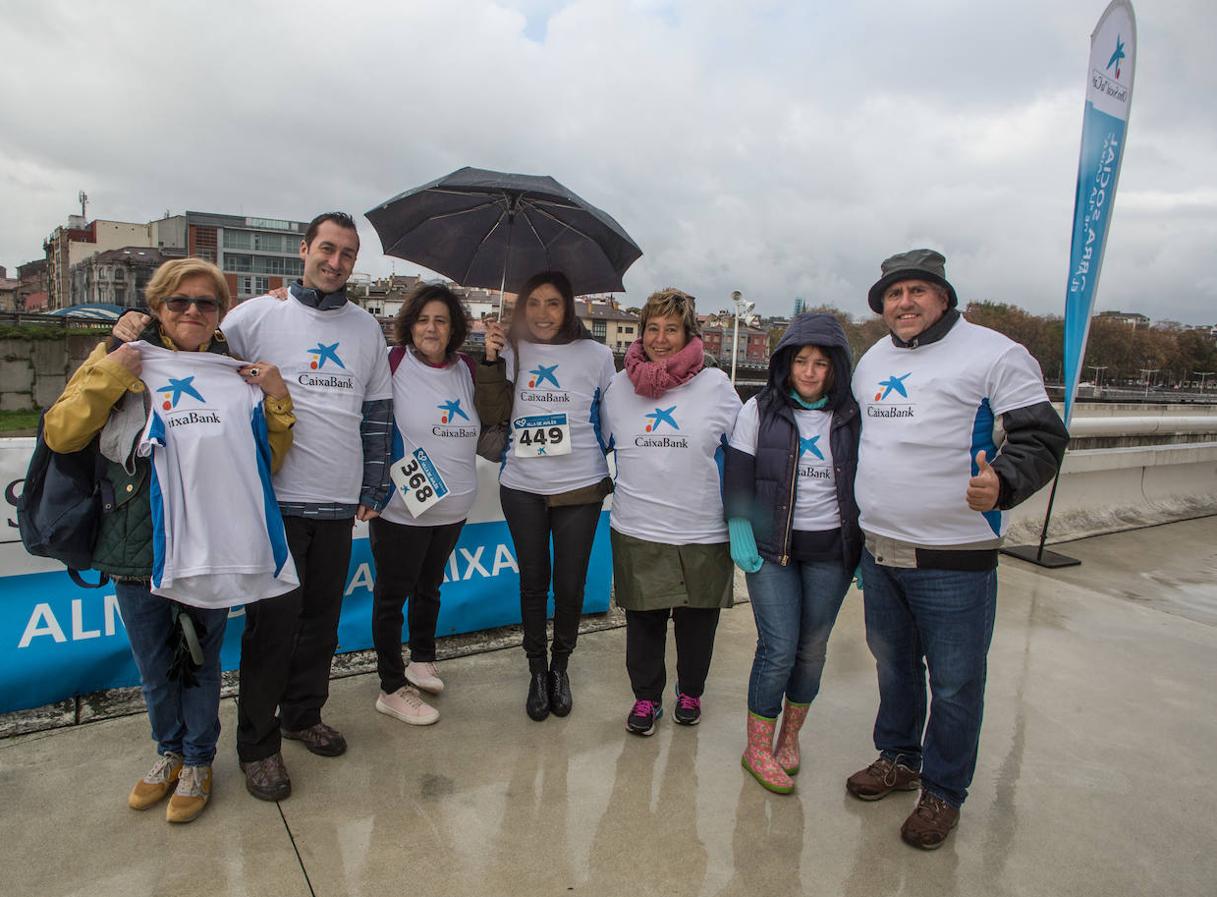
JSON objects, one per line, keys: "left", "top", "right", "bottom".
{"left": 365, "top": 167, "right": 643, "bottom": 296}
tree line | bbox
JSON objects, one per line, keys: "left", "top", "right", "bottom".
{"left": 784, "top": 302, "right": 1217, "bottom": 387}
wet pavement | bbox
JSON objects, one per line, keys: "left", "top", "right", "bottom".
{"left": 2, "top": 516, "right": 1215, "bottom": 897}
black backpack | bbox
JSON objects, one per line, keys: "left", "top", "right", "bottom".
{"left": 12, "top": 413, "right": 110, "bottom": 588}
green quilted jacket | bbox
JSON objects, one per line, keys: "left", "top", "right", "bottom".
{"left": 93, "top": 454, "right": 155, "bottom": 580}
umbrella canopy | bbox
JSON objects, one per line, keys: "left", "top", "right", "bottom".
{"left": 366, "top": 167, "right": 642, "bottom": 296}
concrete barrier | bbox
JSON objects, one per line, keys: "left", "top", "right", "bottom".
{"left": 1001, "top": 405, "right": 1217, "bottom": 543}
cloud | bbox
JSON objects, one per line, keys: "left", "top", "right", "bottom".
{"left": 1, "top": 0, "right": 1215, "bottom": 323}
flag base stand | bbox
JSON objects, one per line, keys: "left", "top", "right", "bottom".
{"left": 1000, "top": 545, "right": 1081, "bottom": 568}
{"left": 999, "top": 468, "right": 1080, "bottom": 568}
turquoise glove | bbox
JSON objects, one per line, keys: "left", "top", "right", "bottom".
{"left": 852, "top": 564, "right": 864, "bottom": 591}
{"left": 728, "top": 517, "right": 763, "bottom": 573}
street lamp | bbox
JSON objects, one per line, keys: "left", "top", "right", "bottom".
{"left": 1139, "top": 368, "right": 1160, "bottom": 400}
{"left": 730, "top": 290, "right": 755, "bottom": 385}
{"left": 1087, "top": 365, "right": 1107, "bottom": 396}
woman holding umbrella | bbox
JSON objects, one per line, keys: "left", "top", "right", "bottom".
{"left": 600, "top": 289, "right": 742, "bottom": 736}
{"left": 476, "top": 271, "right": 616, "bottom": 721}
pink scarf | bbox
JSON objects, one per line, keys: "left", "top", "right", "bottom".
{"left": 624, "top": 336, "right": 705, "bottom": 398}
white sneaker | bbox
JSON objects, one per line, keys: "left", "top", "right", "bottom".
{"left": 375, "top": 686, "right": 440, "bottom": 726}
{"left": 404, "top": 660, "right": 445, "bottom": 695}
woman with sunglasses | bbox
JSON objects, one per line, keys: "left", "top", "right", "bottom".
{"left": 600, "top": 289, "right": 742, "bottom": 736}
{"left": 476, "top": 271, "right": 616, "bottom": 721}
{"left": 44, "top": 259, "right": 295, "bottom": 823}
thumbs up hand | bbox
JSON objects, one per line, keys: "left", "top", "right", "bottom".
{"left": 966, "top": 449, "right": 1001, "bottom": 512}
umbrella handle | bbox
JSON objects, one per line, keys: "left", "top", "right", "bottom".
{"left": 498, "top": 208, "right": 515, "bottom": 324}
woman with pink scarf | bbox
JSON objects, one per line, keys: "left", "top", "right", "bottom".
{"left": 600, "top": 289, "right": 742, "bottom": 735}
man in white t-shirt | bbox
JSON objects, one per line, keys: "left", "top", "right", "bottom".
{"left": 219, "top": 212, "right": 394, "bottom": 802}
{"left": 846, "top": 249, "right": 1067, "bottom": 850}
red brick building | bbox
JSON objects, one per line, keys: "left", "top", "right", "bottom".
{"left": 701, "top": 324, "right": 769, "bottom": 366}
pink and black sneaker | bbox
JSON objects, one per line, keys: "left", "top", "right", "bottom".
{"left": 673, "top": 690, "right": 701, "bottom": 726}
{"left": 626, "top": 699, "right": 663, "bottom": 736}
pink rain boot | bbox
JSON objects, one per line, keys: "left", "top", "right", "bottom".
{"left": 774, "top": 699, "right": 811, "bottom": 776}
{"left": 741, "top": 712, "right": 795, "bottom": 794}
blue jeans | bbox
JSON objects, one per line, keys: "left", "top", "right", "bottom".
{"left": 745, "top": 559, "right": 852, "bottom": 718}
{"left": 116, "top": 581, "right": 229, "bottom": 766}
{"left": 860, "top": 549, "right": 998, "bottom": 808}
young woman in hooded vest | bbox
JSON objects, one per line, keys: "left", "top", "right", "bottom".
{"left": 475, "top": 271, "right": 616, "bottom": 721}
{"left": 599, "top": 289, "right": 742, "bottom": 735}
{"left": 723, "top": 312, "right": 862, "bottom": 794}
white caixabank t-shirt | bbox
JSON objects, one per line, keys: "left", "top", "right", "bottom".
{"left": 499, "top": 339, "right": 616, "bottom": 495}
{"left": 132, "top": 342, "right": 298, "bottom": 608}
{"left": 602, "top": 367, "right": 742, "bottom": 545}
{"left": 729, "top": 397, "right": 841, "bottom": 532}
{"left": 851, "top": 318, "right": 1049, "bottom": 545}
{"left": 380, "top": 349, "right": 480, "bottom": 527}
{"left": 220, "top": 295, "right": 392, "bottom": 505}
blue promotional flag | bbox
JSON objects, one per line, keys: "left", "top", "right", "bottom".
{"left": 1062, "top": 0, "right": 1136, "bottom": 426}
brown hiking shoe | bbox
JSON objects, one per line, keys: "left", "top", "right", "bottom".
{"left": 846, "top": 755, "right": 921, "bottom": 801}
{"left": 282, "top": 721, "right": 347, "bottom": 757}
{"left": 901, "top": 791, "right": 960, "bottom": 850}
{"left": 240, "top": 753, "right": 291, "bottom": 802}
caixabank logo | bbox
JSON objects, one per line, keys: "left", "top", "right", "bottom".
{"left": 432, "top": 398, "right": 478, "bottom": 438}
{"left": 298, "top": 341, "right": 354, "bottom": 389}
{"left": 797, "top": 434, "right": 831, "bottom": 480}
{"left": 156, "top": 375, "right": 203, "bottom": 410}
{"left": 519, "top": 363, "right": 570, "bottom": 403}
{"left": 635, "top": 405, "right": 688, "bottom": 447}
{"left": 307, "top": 341, "right": 345, "bottom": 370}
{"left": 1107, "top": 34, "right": 1126, "bottom": 80}
{"left": 156, "top": 375, "right": 221, "bottom": 426}
{"left": 867, "top": 373, "right": 915, "bottom": 418}
{"left": 799, "top": 435, "right": 824, "bottom": 460}
{"left": 1091, "top": 32, "right": 1130, "bottom": 104}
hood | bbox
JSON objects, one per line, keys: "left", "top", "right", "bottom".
{"left": 760, "top": 312, "right": 854, "bottom": 413}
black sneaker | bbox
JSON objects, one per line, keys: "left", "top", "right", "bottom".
{"left": 626, "top": 699, "right": 663, "bottom": 736}
{"left": 673, "top": 690, "right": 702, "bottom": 726}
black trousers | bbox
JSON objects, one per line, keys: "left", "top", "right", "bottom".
{"left": 236, "top": 516, "right": 353, "bottom": 763}
{"left": 625, "top": 606, "right": 722, "bottom": 703}
{"left": 369, "top": 516, "right": 465, "bottom": 693}
{"left": 499, "top": 484, "right": 603, "bottom": 674}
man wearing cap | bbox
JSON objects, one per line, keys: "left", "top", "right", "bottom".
{"left": 846, "top": 249, "right": 1067, "bottom": 849}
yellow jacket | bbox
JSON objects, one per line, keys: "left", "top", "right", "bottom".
{"left": 43, "top": 332, "right": 295, "bottom": 471}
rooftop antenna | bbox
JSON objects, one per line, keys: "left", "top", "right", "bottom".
{"left": 78, "top": 190, "right": 88, "bottom": 220}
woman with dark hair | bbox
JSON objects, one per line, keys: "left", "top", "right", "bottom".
{"left": 371, "top": 283, "right": 479, "bottom": 726}
{"left": 723, "top": 312, "right": 862, "bottom": 794}
{"left": 601, "top": 289, "right": 742, "bottom": 736}
{"left": 475, "top": 271, "right": 616, "bottom": 721}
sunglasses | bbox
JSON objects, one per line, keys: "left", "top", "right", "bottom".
{"left": 164, "top": 295, "right": 220, "bottom": 314}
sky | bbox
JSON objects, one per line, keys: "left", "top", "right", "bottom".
{"left": 2, "top": 0, "right": 1215, "bottom": 323}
